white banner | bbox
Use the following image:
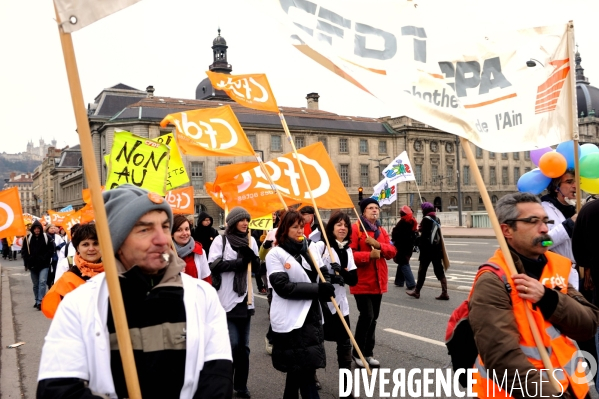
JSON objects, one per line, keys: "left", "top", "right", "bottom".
{"left": 381, "top": 151, "right": 416, "bottom": 186}
{"left": 267, "top": 1, "right": 575, "bottom": 152}
{"left": 371, "top": 179, "right": 396, "bottom": 207}
{"left": 54, "top": 0, "right": 143, "bottom": 33}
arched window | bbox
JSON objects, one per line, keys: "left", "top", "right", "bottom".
{"left": 465, "top": 196, "right": 472, "bottom": 206}
{"left": 479, "top": 196, "right": 483, "bottom": 204}
{"left": 450, "top": 196, "right": 457, "bottom": 206}
{"left": 492, "top": 195, "right": 498, "bottom": 204}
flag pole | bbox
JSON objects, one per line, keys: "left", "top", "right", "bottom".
{"left": 278, "top": 112, "right": 370, "bottom": 375}
{"left": 567, "top": 21, "right": 582, "bottom": 212}
{"left": 247, "top": 229, "right": 253, "bottom": 306}
{"left": 53, "top": 6, "right": 141, "bottom": 398}
{"left": 254, "top": 154, "right": 289, "bottom": 212}
{"left": 460, "top": 136, "right": 560, "bottom": 391}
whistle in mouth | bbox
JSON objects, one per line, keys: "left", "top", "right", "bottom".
{"left": 298, "top": 236, "right": 305, "bottom": 242}
{"left": 541, "top": 240, "right": 553, "bottom": 247}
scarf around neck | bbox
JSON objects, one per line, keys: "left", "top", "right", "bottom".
{"left": 174, "top": 237, "right": 195, "bottom": 258}
{"left": 360, "top": 215, "right": 381, "bottom": 239}
{"left": 74, "top": 253, "right": 104, "bottom": 278}
{"left": 280, "top": 238, "right": 317, "bottom": 274}
{"left": 225, "top": 228, "right": 249, "bottom": 250}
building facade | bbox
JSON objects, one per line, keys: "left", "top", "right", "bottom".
{"left": 3, "top": 172, "right": 35, "bottom": 215}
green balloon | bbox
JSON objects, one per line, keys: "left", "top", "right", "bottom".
{"left": 580, "top": 153, "right": 599, "bottom": 179}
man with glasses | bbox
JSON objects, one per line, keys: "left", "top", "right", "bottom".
{"left": 467, "top": 192, "right": 599, "bottom": 398}
{"left": 541, "top": 169, "right": 579, "bottom": 289}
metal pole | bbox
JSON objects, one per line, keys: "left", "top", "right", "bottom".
{"left": 455, "top": 135, "right": 463, "bottom": 226}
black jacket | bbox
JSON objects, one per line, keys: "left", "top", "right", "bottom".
{"left": 21, "top": 221, "right": 54, "bottom": 271}
{"left": 192, "top": 212, "right": 220, "bottom": 257}
{"left": 268, "top": 266, "right": 326, "bottom": 373}
{"left": 418, "top": 214, "right": 442, "bottom": 259}
{"left": 391, "top": 219, "right": 417, "bottom": 263}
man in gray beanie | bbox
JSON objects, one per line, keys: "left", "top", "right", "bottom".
{"left": 38, "top": 184, "right": 233, "bottom": 399}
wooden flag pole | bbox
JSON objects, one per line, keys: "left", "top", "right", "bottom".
{"left": 53, "top": 6, "right": 142, "bottom": 399}
{"left": 255, "top": 154, "right": 289, "bottom": 212}
{"left": 247, "top": 230, "right": 253, "bottom": 306}
{"left": 460, "top": 137, "right": 560, "bottom": 392}
{"left": 567, "top": 22, "right": 582, "bottom": 212}
{"left": 306, "top": 248, "right": 371, "bottom": 376}
{"left": 278, "top": 113, "right": 370, "bottom": 374}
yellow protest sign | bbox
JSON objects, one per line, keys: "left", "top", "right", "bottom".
{"left": 106, "top": 131, "right": 170, "bottom": 195}
{"left": 154, "top": 133, "right": 190, "bottom": 190}
{"left": 248, "top": 214, "right": 273, "bottom": 231}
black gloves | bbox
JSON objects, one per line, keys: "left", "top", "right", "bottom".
{"left": 319, "top": 266, "right": 331, "bottom": 283}
{"left": 331, "top": 275, "right": 345, "bottom": 287}
{"left": 329, "top": 262, "right": 342, "bottom": 274}
{"left": 238, "top": 246, "right": 258, "bottom": 264}
{"left": 318, "top": 282, "right": 336, "bottom": 300}
{"left": 262, "top": 240, "right": 273, "bottom": 249}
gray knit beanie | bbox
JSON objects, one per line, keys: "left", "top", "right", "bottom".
{"left": 226, "top": 207, "right": 251, "bottom": 228}
{"left": 102, "top": 184, "right": 173, "bottom": 254}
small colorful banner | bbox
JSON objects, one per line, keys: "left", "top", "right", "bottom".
{"left": 371, "top": 179, "right": 397, "bottom": 206}
{"left": 47, "top": 209, "right": 75, "bottom": 227}
{"left": 165, "top": 186, "right": 194, "bottom": 215}
{"left": 381, "top": 151, "right": 416, "bottom": 186}
{"left": 0, "top": 187, "right": 27, "bottom": 238}
{"left": 206, "top": 71, "right": 280, "bottom": 113}
{"left": 106, "top": 131, "right": 170, "bottom": 195}
{"left": 59, "top": 205, "right": 74, "bottom": 212}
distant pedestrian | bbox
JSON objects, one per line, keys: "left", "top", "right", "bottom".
{"left": 1, "top": 237, "right": 8, "bottom": 259}
{"left": 12, "top": 236, "right": 23, "bottom": 260}
{"left": 21, "top": 220, "right": 54, "bottom": 310}
{"left": 391, "top": 205, "right": 417, "bottom": 290}
{"left": 191, "top": 211, "right": 220, "bottom": 257}
{"left": 407, "top": 202, "right": 447, "bottom": 300}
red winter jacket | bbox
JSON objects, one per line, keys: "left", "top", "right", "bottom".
{"left": 181, "top": 242, "right": 212, "bottom": 284}
{"left": 349, "top": 222, "right": 396, "bottom": 295}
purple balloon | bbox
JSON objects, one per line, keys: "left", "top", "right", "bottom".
{"left": 530, "top": 147, "right": 553, "bottom": 166}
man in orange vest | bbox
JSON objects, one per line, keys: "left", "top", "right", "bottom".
{"left": 469, "top": 192, "right": 599, "bottom": 398}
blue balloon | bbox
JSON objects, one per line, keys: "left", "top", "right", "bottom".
{"left": 580, "top": 143, "right": 599, "bottom": 159}
{"left": 556, "top": 140, "right": 582, "bottom": 169}
{"left": 517, "top": 168, "right": 552, "bottom": 195}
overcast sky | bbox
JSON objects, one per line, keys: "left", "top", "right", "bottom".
{"left": 1, "top": 0, "right": 598, "bottom": 154}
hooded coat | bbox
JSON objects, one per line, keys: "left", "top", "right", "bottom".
{"left": 22, "top": 220, "right": 54, "bottom": 271}
{"left": 191, "top": 212, "right": 220, "bottom": 256}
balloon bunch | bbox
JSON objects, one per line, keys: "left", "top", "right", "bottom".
{"left": 517, "top": 140, "right": 599, "bottom": 195}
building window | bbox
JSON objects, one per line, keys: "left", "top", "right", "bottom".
{"left": 431, "top": 165, "right": 438, "bottom": 183}
{"left": 463, "top": 166, "right": 470, "bottom": 185}
{"left": 271, "top": 135, "right": 282, "bottom": 152}
{"left": 360, "top": 164, "right": 369, "bottom": 187}
{"left": 445, "top": 142, "right": 454, "bottom": 153}
{"left": 502, "top": 152, "right": 508, "bottom": 160}
{"left": 492, "top": 195, "right": 499, "bottom": 204}
{"left": 525, "top": 151, "right": 530, "bottom": 161}
{"left": 248, "top": 134, "right": 257, "bottom": 149}
{"left": 514, "top": 167, "right": 521, "bottom": 183}
{"left": 446, "top": 166, "right": 454, "bottom": 185}
{"left": 378, "top": 140, "right": 387, "bottom": 154}
{"left": 479, "top": 196, "right": 483, "bottom": 204}
{"left": 415, "top": 165, "right": 423, "bottom": 185}
{"left": 414, "top": 140, "right": 423, "bottom": 152}
{"left": 476, "top": 146, "right": 483, "bottom": 158}
{"left": 295, "top": 136, "right": 305, "bottom": 149}
{"left": 478, "top": 166, "right": 484, "bottom": 183}
{"left": 490, "top": 166, "right": 496, "bottom": 185}
{"left": 513, "top": 152, "right": 520, "bottom": 160}
{"left": 489, "top": 151, "right": 496, "bottom": 159}
{"left": 502, "top": 167, "right": 509, "bottom": 185}
{"left": 339, "top": 138, "right": 348, "bottom": 153}
{"left": 465, "top": 196, "right": 472, "bottom": 207}
{"left": 359, "top": 139, "right": 368, "bottom": 154}
{"left": 450, "top": 196, "right": 457, "bottom": 206}
{"left": 430, "top": 141, "right": 439, "bottom": 152}
{"left": 190, "top": 162, "right": 204, "bottom": 189}
{"left": 339, "top": 164, "right": 349, "bottom": 187}
{"left": 318, "top": 137, "right": 328, "bottom": 152}
{"left": 525, "top": 167, "right": 531, "bottom": 173}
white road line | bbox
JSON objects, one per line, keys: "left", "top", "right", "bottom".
{"left": 384, "top": 328, "right": 446, "bottom": 347}
{"left": 443, "top": 244, "right": 468, "bottom": 246}
{"left": 381, "top": 301, "right": 453, "bottom": 317}
{"left": 446, "top": 251, "right": 471, "bottom": 253}
{"left": 445, "top": 241, "right": 489, "bottom": 245}
{"left": 410, "top": 258, "right": 465, "bottom": 264}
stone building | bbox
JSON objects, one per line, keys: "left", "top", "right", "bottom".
{"left": 31, "top": 147, "right": 63, "bottom": 214}
{"left": 3, "top": 172, "right": 35, "bottom": 215}
{"left": 52, "top": 145, "right": 84, "bottom": 211}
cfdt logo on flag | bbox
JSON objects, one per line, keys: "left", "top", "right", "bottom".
{"left": 0, "top": 187, "right": 26, "bottom": 237}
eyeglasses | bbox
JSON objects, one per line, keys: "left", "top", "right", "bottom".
{"left": 504, "top": 216, "right": 554, "bottom": 226}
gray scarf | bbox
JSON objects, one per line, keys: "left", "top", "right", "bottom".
{"left": 174, "top": 237, "right": 195, "bottom": 258}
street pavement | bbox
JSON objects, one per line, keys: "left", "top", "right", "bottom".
{"left": 1, "top": 234, "right": 597, "bottom": 399}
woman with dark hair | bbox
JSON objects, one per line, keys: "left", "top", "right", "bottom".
{"left": 407, "top": 202, "right": 447, "bottom": 300}
{"left": 266, "top": 210, "right": 334, "bottom": 399}
{"left": 191, "top": 211, "right": 220, "bottom": 257}
{"left": 310, "top": 211, "right": 358, "bottom": 398}
{"left": 171, "top": 215, "right": 211, "bottom": 283}
{"left": 41, "top": 223, "right": 103, "bottom": 318}
{"left": 207, "top": 207, "right": 260, "bottom": 398}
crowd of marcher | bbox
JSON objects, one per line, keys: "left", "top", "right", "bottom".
{"left": 2, "top": 174, "right": 597, "bottom": 398}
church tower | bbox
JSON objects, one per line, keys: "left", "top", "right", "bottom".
{"left": 196, "top": 29, "right": 234, "bottom": 100}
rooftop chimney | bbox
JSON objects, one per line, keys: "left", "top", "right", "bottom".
{"left": 146, "top": 85, "right": 155, "bottom": 98}
{"left": 306, "top": 92, "right": 320, "bottom": 110}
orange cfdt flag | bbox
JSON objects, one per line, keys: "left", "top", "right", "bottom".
{"left": 47, "top": 210, "right": 75, "bottom": 227}
{"left": 80, "top": 202, "right": 95, "bottom": 224}
{"left": 0, "top": 187, "right": 27, "bottom": 238}
{"left": 160, "top": 105, "right": 255, "bottom": 157}
{"left": 63, "top": 210, "right": 82, "bottom": 240}
{"left": 82, "top": 186, "right": 105, "bottom": 204}
{"left": 205, "top": 71, "right": 280, "bottom": 113}
{"left": 204, "top": 182, "right": 227, "bottom": 210}
{"left": 165, "top": 186, "right": 194, "bottom": 215}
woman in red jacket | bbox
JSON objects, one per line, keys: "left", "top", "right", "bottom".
{"left": 172, "top": 215, "right": 212, "bottom": 284}
{"left": 349, "top": 198, "right": 396, "bottom": 368}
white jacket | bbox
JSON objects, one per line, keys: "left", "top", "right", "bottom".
{"left": 38, "top": 272, "right": 232, "bottom": 398}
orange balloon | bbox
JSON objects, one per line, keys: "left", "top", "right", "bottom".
{"left": 538, "top": 152, "right": 567, "bottom": 178}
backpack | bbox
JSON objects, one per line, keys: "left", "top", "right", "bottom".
{"left": 445, "top": 263, "right": 512, "bottom": 388}
{"left": 424, "top": 216, "right": 441, "bottom": 245}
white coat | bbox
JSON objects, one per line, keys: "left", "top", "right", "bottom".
{"left": 37, "top": 272, "right": 232, "bottom": 399}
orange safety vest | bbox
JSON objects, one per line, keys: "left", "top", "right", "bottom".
{"left": 471, "top": 249, "right": 589, "bottom": 399}
{"left": 41, "top": 271, "right": 85, "bottom": 319}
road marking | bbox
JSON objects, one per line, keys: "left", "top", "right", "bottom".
{"left": 410, "top": 258, "right": 465, "bottom": 264}
{"left": 444, "top": 243, "right": 468, "bottom": 246}
{"left": 384, "top": 328, "right": 445, "bottom": 347}
{"left": 381, "top": 300, "right": 453, "bottom": 317}
{"left": 446, "top": 251, "right": 471, "bottom": 253}
{"left": 446, "top": 241, "right": 489, "bottom": 245}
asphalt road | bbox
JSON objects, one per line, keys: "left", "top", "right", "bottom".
{"left": 2, "top": 239, "right": 598, "bottom": 399}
